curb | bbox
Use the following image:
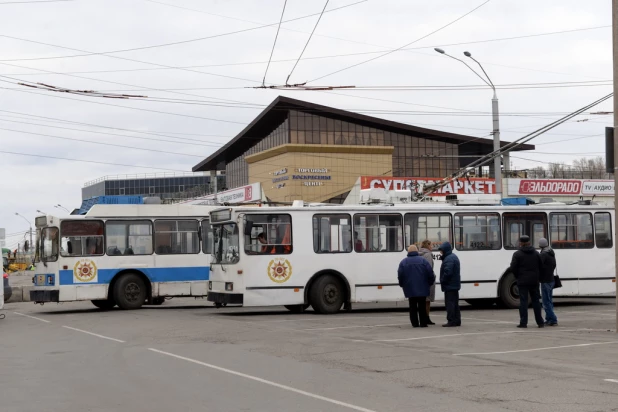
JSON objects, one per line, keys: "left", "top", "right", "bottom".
{"left": 6, "top": 286, "right": 33, "bottom": 303}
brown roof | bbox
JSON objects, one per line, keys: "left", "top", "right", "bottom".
{"left": 192, "top": 96, "right": 534, "bottom": 171}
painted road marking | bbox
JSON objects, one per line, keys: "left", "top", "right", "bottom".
{"left": 13, "top": 312, "right": 50, "bottom": 323}
{"left": 604, "top": 379, "right": 618, "bottom": 384}
{"left": 373, "top": 328, "right": 584, "bottom": 342}
{"left": 149, "top": 348, "right": 377, "bottom": 412}
{"left": 62, "top": 326, "right": 125, "bottom": 343}
{"left": 303, "top": 323, "right": 407, "bottom": 331}
{"left": 454, "top": 340, "right": 618, "bottom": 356}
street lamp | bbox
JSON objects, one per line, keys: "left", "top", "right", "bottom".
{"left": 55, "top": 204, "right": 70, "bottom": 213}
{"left": 15, "top": 212, "right": 33, "bottom": 253}
{"left": 434, "top": 48, "right": 502, "bottom": 195}
{"left": 36, "top": 209, "right": 46, "bottom": 215}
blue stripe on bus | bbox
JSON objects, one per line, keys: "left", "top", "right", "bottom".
{"left": 58, "top": 266, "right": 210, "bottom": 285}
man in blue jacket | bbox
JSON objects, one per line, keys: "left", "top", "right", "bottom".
{"left": 398, "top": 245, "right": 435, "bottom": 328}
{"left": 439, "top": 242, "right": 461, "bottom": 327}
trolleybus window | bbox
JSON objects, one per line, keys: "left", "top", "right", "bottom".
{"left": 595, "top": 212, "right": 613, "bottom": 248}
{"left": 312, "top": 214, "right": 352, "bottom": 253}
{"left": 549, "top": 213, "right": 593, "bottom": 249}
{"left": 454, "top": 213, "right": 501, "bottom": 251}
{"left": 244, "top": 214, "right": 292, "bottom": 255}
{"left": 213, "top": 223, "right": 239, "bottom": 264}
{"left": 60, "top": 220, "right": 104, "bottom": 257}
{"left": 404, "top": 213, "right": 451, "bottom": 251}
{"left": 502, "top": 213, "right": 547, "bottom": 250}
{"left": 201, "top": 219, "right": 214, "bottom": 254}
{"left": 353, "top": 214, "right": 403, "bottom": 253}
{"left": 154, "top": 220, "right": 200, "bottom": 254}
{"left": 41, "top": 227, "right": 59, "bottom": 262}
{"left": 106, "top": 220, "right": 153, "bottom": 255}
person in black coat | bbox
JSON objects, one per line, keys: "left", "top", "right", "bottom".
{"left": 509, "top": 235, "right": 544, "bottom": 328}
{"left": 439, "top": 242, "right": 461, "bottom": 327}
{"left": 398, "top": 245, "right": 435, "bottom": 328}
{"left": 538, "top": 238, "right": 558, "bottom": 326}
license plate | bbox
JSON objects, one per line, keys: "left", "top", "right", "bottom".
{"left": 37, "top": 275, "right": 46, "bottom": 285}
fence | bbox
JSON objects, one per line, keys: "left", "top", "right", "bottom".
{"left": 504, "top": 169, "right": 614, "bottom": 180}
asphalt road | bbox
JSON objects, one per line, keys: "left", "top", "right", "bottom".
{"left": 1, "top": 298, "right": 618, "bottom": 412}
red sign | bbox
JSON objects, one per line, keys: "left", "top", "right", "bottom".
{"left": 245, "top": 185, "right": 252, "bottom": 200}
{"left": 360, "top": 176, "right": 496, "bottom": 196}
{"left": 518, "top": 180, "right": 581, "bottom": 195}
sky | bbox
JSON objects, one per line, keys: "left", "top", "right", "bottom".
{"left": 0, "top": 0, "right": 613, "bottom": 247}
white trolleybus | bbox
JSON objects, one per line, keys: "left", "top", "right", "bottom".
{"left": 206, "top": 198, "right": 615, "bottom": 314}
{"left": 30, "top": 204, "right": 217, "bottom": 310}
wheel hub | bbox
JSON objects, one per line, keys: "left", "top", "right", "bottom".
{"left": 125, "top": 282, "right": 141, "bottom": 302}
{"left": 324, "top": 284, "right": 339, "bottom": 304}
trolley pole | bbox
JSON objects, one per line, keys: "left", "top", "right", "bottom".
{"left": 612, "top": 0, "right": 618, "bottom": 333}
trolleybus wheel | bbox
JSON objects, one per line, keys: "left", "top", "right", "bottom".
{"left": 91, "top": 299, "right": 116, "bottom": 310}
{"left": 114, "top": 273, "right": 147, "bottom": 310}
{"left": 309, "top": 274, "right": 344, "bottom": 314}
{"left": 498, "top": 273, "right": 519, "bottom": 309}
{"left": 284, "top": 304, "right": 309, "bottom": 313}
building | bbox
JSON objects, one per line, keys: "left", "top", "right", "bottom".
{"left": 82, "top": 172, "right": 226, "bottom": 201}
{"left": 193, "top": 96, "right": 534, "bottom": 204}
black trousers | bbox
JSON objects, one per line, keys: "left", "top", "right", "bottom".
{"left": 518, "top": 284, "right": 544, "bottom": 326}
{"left": 444, "top": 290, "right": 461, "bottom": 326}
{"left": 408, "top": 297, "right": 429, "bottom": 327}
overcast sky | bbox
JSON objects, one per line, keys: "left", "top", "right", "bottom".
{"left": 0, "top": 0, "right": 612, "bottom": 246}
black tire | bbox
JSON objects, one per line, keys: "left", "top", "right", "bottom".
{"left": 465, "top": 298, "right": 497, "bottom": 308}
{"left": 113, "top": 273, "right": 147, "bottom": 310}
{"left": 91, "top": 299, "right": 115, "bottom": 310}
{"left": 151, "top": 297, "right": 165, "bottom": 306}
{"left": 309, "top": 274, "right": 345, "bottom": 314}
{"left": 498, "top": 273, "right": 519, "bottom": 309}
{"left": 284, "top": 304, "right": 310, "bottom": 313}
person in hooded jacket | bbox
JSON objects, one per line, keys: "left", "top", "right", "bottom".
{"left": 438, "top": 242, "right": 461, "bottom": 327}
{"left": 419, "top": 240, "right": 436, "bottom": 325}
{"left": 509, "top": 235, "right": 544, "bottom": 328}
{"left": 398, "top": 245, "right": 435, "bottom": 328}
{"left": 538, "top": 238, "right": 558, "bottom": 326}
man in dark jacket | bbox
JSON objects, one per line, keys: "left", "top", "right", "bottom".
{"left": 398, "top": 245, "right": 435, "bottom": 327}
{"left": 538, "top": 238, "right": 558, "bottom": 326}
{"left": 509, "top": 235, "right": 544, "bottom": 328}
{"left": 438, "top": 242, "right": 461, "bottom": 327}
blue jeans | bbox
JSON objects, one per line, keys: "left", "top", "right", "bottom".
{"left": 541, "top": 281, "right": 558, "bottom": 324}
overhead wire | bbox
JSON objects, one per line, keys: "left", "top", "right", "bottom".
{"left": 0, "top": 0, "right": 368, "bottom": 62}
{"left": 285, "top": 0, "right": 329, "bottom": 85}
{"left": 308, "top": 0, "right": 492, "bottom": 83}
{"left": 262, "top": 0, "right": 288, "bottom": 86}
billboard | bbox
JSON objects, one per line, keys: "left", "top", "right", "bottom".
{"left": 360, "top": 176, "right": 496, "bottom": 196}
{"left": 182, "top": 183, "right": 262, "bottom": 205}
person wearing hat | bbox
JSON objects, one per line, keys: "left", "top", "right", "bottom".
{"left": 538, "top": 238, "right": 558, "bottom": 326}
{"left": 438, "top": 241, "right": 461, "bottom": 327}
{"left": 509, "top": 235, "right": 544, "bottom": 328}
{"left": 398, "top": 245, "right": 435, "bottom": 328}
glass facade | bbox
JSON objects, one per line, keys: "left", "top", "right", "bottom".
{"left": 82, "top": 175, "right": 225, "bottom": 200}
{"left": 225, "top": 109, "right": 459, "bottom": 189}
{"left": 226, "top": 118, "right": 289, "bottom": 188}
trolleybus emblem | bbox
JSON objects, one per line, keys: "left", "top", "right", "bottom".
{"left": 267, "top": 258, "right": 292, "bottom": 283}
{"left": 73, "top": 259, "right": 98, "bottom": 283}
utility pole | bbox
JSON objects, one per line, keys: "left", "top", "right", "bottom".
{"left": 612, "top": 0, "right": 618, "bottom": 332}
{"left": 492, "top": 93, "right": 502, "bottom": 195}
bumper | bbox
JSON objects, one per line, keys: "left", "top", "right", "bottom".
{"left": 207, "top": 292, "right": 243, "bottom": 305}
{"left": 30, "top": 289, "right": 60, "bottom": 303}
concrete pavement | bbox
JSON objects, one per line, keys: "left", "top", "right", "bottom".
{"left": 1, "top": 298, "right": 618, "bottom": 411}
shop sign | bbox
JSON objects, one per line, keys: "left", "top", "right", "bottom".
{"left": 272, "top": 176, "right": 289, "bottom": 183}
{"left": 293, "top": 175, "right": 332, "bottom": 181}
{"left": 296, "top": 168, "right": 328, "bottom": 173}
{"left": 507, "top": 179, "right": 613, "bottom": 196}
{"left": 182, "top": 183, "right": 261, "bottom": 205}
{"left": 360, "top": 176, "right": 496, "bottom": 195}
{"left": 273, "top": 168, "right": 287, "bottom": 176}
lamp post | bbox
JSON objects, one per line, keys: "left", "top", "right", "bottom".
{"left": 434, "top": 48, "right": 502, "bottom": 195}
{"left": 55, "top": 204, "right": 70, "bottom": 213}
{"left": 36, "top": 209, "right": 46, "bottom": 215}
{"left": 15, "top": 212, "right": 32, "bottom": 253}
